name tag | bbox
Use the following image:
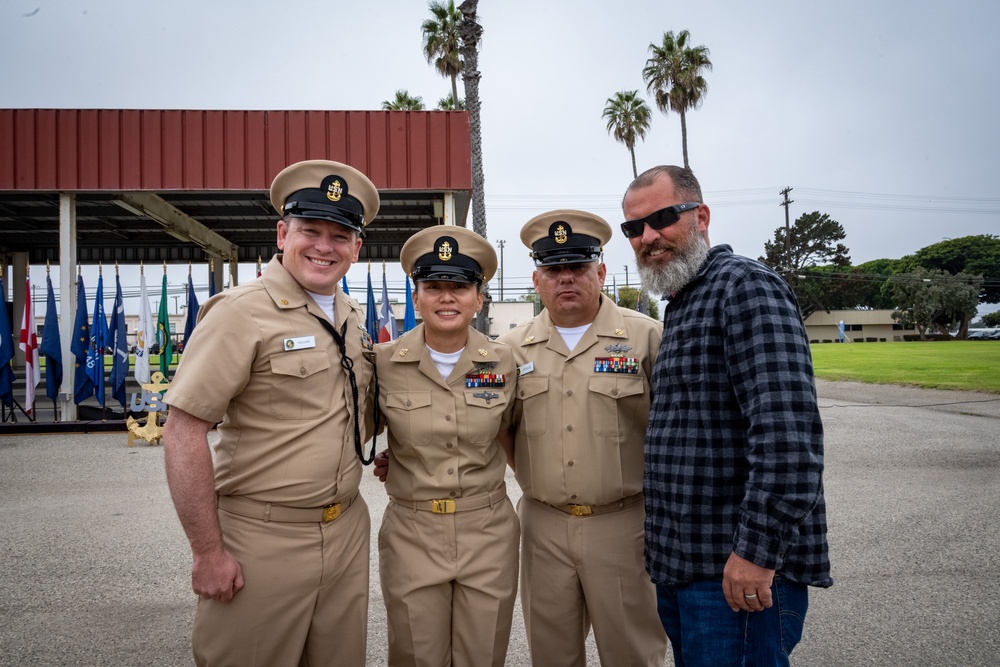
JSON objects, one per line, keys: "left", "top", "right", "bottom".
{"left": 283, "top": 335, "right": 316, "bottom": 351}
{"left": 517, "top": 361, "right": 535, "bottom": 376}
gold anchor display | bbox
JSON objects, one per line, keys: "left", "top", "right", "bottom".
{"left": 127, "top": 372, "right": 171, "bottom": 447}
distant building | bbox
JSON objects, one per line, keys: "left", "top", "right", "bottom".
{"left": 804, "top": 309, "right": 916, "bottom": 343}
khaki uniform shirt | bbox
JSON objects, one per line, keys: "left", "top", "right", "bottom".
{"left": 497, "top": 296, "right": 662, "bottom": 506}
{"left": 164, "top": 255, "right": 374, "bottom": 507}
{"left": 375, "top": 325, "right": 517, "bottom": 502}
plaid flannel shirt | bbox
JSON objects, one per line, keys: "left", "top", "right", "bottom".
{"left": 644, "top": 245, "right": 832, "bottom": 588}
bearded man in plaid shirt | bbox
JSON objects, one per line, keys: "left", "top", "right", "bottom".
{"left": 621, "top": 166, "right": 832, "bottom": 667}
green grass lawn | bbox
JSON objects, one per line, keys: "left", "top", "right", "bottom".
{"left": 811, "top": 341, "right": 1000, "bottom": 393}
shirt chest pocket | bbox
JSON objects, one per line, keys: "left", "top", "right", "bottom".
{"left": 588, "top": 374, "right": 647, "bottom": 436}
{"left": 385, "top": 391, "right": 434, "bottom": 447}
{"left": 268, "top": 351, "right": 333, "bottom": 420}
{"left": 515, "top": 375, "right": 549, "bottom": 438}
{"left": 463, "top": 390, "right": 509, "bottom": 444}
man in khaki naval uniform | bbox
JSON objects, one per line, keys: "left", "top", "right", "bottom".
{"left": 497, "top": 210, "right": 668, "bottom": 666}
{"left": 376, "top": 226, "right": 520, "bottom": 667}
{"left": 163, "top": 160, "right": 378, "bottom": 667}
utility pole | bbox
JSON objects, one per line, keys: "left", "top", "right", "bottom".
{"left": 497, "top": 239, "right": 505, "bottom": 301}
{"left": 623, "top": 265, "right": 629, "bottom": 288}
{"left": 779, "top": 187, "right": 794, "bottom": 273}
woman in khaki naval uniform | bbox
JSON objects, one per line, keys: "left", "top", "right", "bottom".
{"left": 373, "top": 225, "right": 519, "bottom": 667}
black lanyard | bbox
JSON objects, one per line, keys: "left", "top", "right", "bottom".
{"left": 315, "top": 316, "right": 377, "bottom": 465}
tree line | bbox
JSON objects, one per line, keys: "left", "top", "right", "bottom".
{"left": 758, "top": 211, "right": 1000, "bottom": 339}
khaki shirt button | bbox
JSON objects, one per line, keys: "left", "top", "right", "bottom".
{"left": 405, "top": 400, "right": 412, "bottom": 407}
{"left": 449, "top": 491, "right": 456, "bottom": 497}
{"left": 519, "top": 390, "right": 524, "bottom": 397}
{"left": 570, "top": 494, "right": 578, "bottom": 500}
{"left": 445, "top": 415, "right": 452, "bottom": 421}
{"left": 446, "top": 442, "right": 453, "bottom": 448}
{"left": 568, "top": 460, "right": 575, "bottom": 467}
{"left": 447, "top": 468, "right": 454, "bottom": 475}
{"left": 566, "top": 389, "right": 573, "bottom": 397}
{"left": 299, "top": 367, "right": 307, "bottom": 376}
{"left": 611, "top": 388, "right": 619, "bottom": 396}
{"left": 566, "top": 424, "right": 573, "bottom": 432}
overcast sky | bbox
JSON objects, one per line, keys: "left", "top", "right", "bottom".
{"left": 3, "top": 0, "right": 998, "bottom": 316}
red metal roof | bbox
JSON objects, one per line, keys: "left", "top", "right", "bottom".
{"left": 0, "top": 108, "right": 472, "bottom": 192}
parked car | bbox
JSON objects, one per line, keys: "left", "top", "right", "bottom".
{"left": 968, "top": 330, "right": 990, "bottom": 340}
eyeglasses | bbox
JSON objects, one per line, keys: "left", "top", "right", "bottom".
{"left": 620, "top": 202, "right": 700, "bottom": 238}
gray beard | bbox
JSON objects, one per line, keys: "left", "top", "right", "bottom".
{"left": 637, "top": 225, "right": 709, "bottom": 298}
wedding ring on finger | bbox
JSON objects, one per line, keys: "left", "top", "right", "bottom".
{"left": 744, "top": 593, "right": 758, "bottom": 600}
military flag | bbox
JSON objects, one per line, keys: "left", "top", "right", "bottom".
{"left": 0, "top": 277, "right": 16, "bottom": 408}
{"left": 109, "top": 272, "right": 129, "bottom": 407}
{"left": 71, "top": 274, "right": 94, "bottom": 403}
{"left": 87, "top": 272, "right": 108, "bottom": 406}
{"left": 403, "top": 276, "right": 416, "bottom": 333}
{"left": 134, "top": 270, "right": 156, "bottom": 384}
{"left": 39, "top": 274, "right": 63, "bottom": 402}
{"left": 19, "top": 276, "right": 40, "bottom": 413}
{"left": 158, "top": 271, "right": 173, "bottom": 378}
{"left": 378, "top": 266, "right": 399, "bottom": 343}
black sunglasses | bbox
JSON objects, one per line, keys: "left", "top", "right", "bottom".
{"left": 620, "top": 202, "right": 700, "bottom": 238}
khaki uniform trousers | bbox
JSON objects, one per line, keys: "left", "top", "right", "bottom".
{"left": 378, "top": 493, "right": 519, "bottom": 667}
{"left": 519, "top": 497, "right": 667, "bottom": 667}
{"left": 192, "top": 496, "right": 371, "bottom": 667}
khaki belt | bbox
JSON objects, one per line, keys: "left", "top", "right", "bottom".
{"left": 548, "top": 492, "right": 643, "bottom": 517}
{"left": 391, "top": 484, "right": 508, "bottom": 514}
{"left": 217, "top": 493, "right": 358, "bottom": 524}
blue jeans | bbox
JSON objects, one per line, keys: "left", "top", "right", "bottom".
{"left": 656, "top": 577, "right": 808, "bottom": 667}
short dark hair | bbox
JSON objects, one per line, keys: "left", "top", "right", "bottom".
{"left": 623, "top": 165, "right": 703, "bottom": 210}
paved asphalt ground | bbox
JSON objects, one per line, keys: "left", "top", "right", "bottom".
{"left": 1, "top": 379, "right": 998, "bottom": 666}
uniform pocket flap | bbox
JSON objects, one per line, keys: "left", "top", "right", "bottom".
{"left": 269, "top": 350, "right": 331, "bottom": 379}
{"left": 464, "top": 390, "right": 509, "bottom": 409}
{"left": 386, "top": 391, "right": 432, "bottom": 411}
{"left": 588, "top": 374, "right": 645, "bottom": 399}
{"left": 516, "top": 375, "right": 548, "bottom": 400}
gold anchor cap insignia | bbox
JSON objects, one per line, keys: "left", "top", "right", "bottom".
{"left": 438, "top": 240, "right": 453, "bottom": 261}
{"left": 554, "top": 224, "right": 568, "bottom": 245}
{"left": 326, "top": 179, "right": 343, "bottom": 202}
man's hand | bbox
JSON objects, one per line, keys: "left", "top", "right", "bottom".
{"left": 722, "top": 551, "right": 774, "bottom": 613}
{"left": 372, "top": 449, "right": 389, "bottom": 483}
{"left": 192, "top": 548, "right": 245, "bottom": 603}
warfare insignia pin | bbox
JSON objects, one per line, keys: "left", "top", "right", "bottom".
{"left": 473, "top": 391, "right": 501, "bottom": 404}
{"left": 475, "top": 361, "right": 498, "bottom": 371}
{"left": 605, "top": 343, "right": 632, "bottom": 354}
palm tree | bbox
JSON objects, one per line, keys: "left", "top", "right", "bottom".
{"left": 422, "top": 1, "right": 463, "bottom": 110}
{"left": 602, "top": 91, "right": 652, "bottom": 178}
{"left": 436, "top": 93, "right": 466, "bottom": 110}
{"left": 381, "top": 90, "right": 425, "bottom": 111}
{"left": 457, "top": 0, "right": 489, "bottom": 333}
{"left": 642, "top": 30, "right": 712, "bottom": 170}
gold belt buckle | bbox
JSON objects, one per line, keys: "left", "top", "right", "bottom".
{"left": 322, "top": 503, "right": 342, "bottom": 523}
{"left": 431, "top": 499, "right": 456, "bottom": 514}
{"left": 569, "top": 504, "right": 593, "bottom": 517}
